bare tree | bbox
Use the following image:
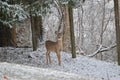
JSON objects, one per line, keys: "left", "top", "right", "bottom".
{"left": 62, "top": 4, "right": 71, "bottom": 52}
{"left": 68, "top": 2, "right": 76, "bottom": 58}
{"left": 114, "top": 0, "right": 120, "bottom": 65}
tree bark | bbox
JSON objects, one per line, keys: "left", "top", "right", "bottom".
{"left": 11, "top": 27, "right": 17, "bottom": 47}
{"left": 30, "top": 15, "right": 43, "bottom": 51}
{"left": 68, "top": 4, "right": 76, "bottom": 58}
{"left": 30, "top": 15, "right": 37, "bottom": 51}
{"left": 114, "top": 0, "right": 120, "bottom": 65}
{"left": 63, "top": 4, "right": 71, "bottom": 52}
{"left": 36, "top": 16, "right": 43, "bottom": 42}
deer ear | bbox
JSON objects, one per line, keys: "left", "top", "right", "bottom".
{"left": 55, "top": 31, "right": 63, "bottom": 36}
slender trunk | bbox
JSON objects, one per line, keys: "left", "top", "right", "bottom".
{"left": 30, "top": 15, "right": 37, "bottom": 51}
{"left": 63, "top": 4, "right": 71, "bottom": 52}
{"left": 114, "top": 0, "right": 120, "bottom": 65}
{"left": 11, "top": 27, "right": 17, "bottom": 47}
{"left": 30, "top": 15, "right": 43, "bottom": 51}
{"left": 99, "top": 0, "right": 105, "bottom": 60}
{"left": 68, "top": 4, "right": 76, "bottom": 58}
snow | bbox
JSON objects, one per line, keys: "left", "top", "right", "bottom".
{"left": 0, "top": 62, "right": 102, "bottom": 80}
{"left": 0, "top": 47, "right": 120, "bottom": 80}
{"left": 1, "top": 46, "right": 120, "bottom": 80}
{"left": 105, "top": 0, "right": 114, "bottom": 9}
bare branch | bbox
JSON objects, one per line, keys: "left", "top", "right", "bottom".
{"left": 103, "top": 8, "right": 113, "bottom": 33}
{"left": 100, "top": 44, "right": 116, "bottom": 52}
{"left": 87, "top": 44, "right": 116, "bottom": 57}
{"left": 54, "top": 0, "right": 63, "bottom": 32}
{"left": 87, "top": 45, "right": 102, "bottom": 57}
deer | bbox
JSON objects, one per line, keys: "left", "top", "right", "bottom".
{"left": 45, "top": 31, "right": 63, "bottom": 65}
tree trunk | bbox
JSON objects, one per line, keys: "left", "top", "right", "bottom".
{"left": 30, "top": 15, "right": 43, "bottom": 51}
{"left": 11, "top": 27, "right": 17, "bottom": 47}
{"left": 114, "top": 0, "right": 120, "bottom": 65}
{"left": 68, "top": 4, "right": 76, "bottom": 58}
{"left": 0, "top": 0, "right": 17, "bottom": 47}
{"left": 36, "top": 16, "right": 43, "bottom": 42}
{"left": 63, "top": 4, "right": 71, "bottom": 52}
{"left": 30, "top": 15, "right": 37, "bottom": 51}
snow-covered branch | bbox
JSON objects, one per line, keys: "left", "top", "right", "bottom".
{"left": 0, "top": 1, "right": 28, "bottom": 27}
{"left": 0, "top": 19, "right": 17, "bottom": 28}
{"left": 87, "top": 44, "right": 116, "bottom": 57}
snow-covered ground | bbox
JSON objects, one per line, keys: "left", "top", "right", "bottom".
{"left": 0, "top": 62, "right": 102, "bottom": 80}
{"left": 0, "top": 47, "right": 120, "bottom": 80}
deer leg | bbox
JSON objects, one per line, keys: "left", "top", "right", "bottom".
{"left": 46, "top": 51, "right": 49, "bottom": 65}
{"left": 56, "top": 51, "right": 61, "bottom": 66}
{"left": 48, "top": 52, "right": 51, "bottom": 63}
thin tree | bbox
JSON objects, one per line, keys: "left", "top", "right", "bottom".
{"left": 68, "top": 2, "right": 76, "bottom": 58}
{"left": 114, "top": 0, "right": 120, "bottom": 65}
{"left": 62, "top": 4, "right": 71, "bottom": 52}
{"left": 28, "top": 0, "right": 51, "bottom": 51}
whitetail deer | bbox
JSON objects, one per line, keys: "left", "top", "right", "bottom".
{"left": 45, "top": 31, "right": 63, "bottom": 65}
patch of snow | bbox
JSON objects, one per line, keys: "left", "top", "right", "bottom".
{"left": 0, "top": 47, "right": 120, "bottom": 80}
{"left": 0, "top": 62, "right": 102, "bottom": 80}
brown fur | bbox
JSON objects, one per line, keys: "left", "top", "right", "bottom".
{"left": 45, "top": 33, "right": 62, "bottom": 65}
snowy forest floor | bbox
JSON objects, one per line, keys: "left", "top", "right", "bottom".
{"left": 0, "top": 47, "right": 120, "bottom": 80}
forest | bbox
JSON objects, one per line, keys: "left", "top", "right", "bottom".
{"left": 0, "top": 0, "right": 120, "bottom": 80}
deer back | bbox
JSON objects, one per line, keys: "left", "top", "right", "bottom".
{"left": 45, "top": 32, "right": 63, "bottom": 52}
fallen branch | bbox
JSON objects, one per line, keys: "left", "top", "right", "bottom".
{"left": 87, "top": 45, "right": 102, "bottom": 57}
{"left": 87, "top": 44, "right": 116, "bottom": 57}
